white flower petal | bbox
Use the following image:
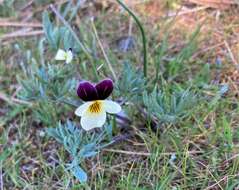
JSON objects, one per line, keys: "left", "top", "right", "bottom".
{"left": 81, "top": 111, "right": 106, "bottom": 131}
{"left": 75, "top": 102, "right": 92, "bottom": 117}
{"left": 55, "top": 49, "right": 66, "bottom": 60}
{"left": 103, "top": 100, "right": 121, "bottom": 114}
{"left": 66, "top": 50, "right": 73, "bottom": 64}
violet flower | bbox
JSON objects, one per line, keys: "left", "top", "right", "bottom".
{"left": 75, "top": 79, "right": 121, "bottom": 131}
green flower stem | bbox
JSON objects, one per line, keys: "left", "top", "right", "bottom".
{"left": 112, "top": 115, "right": 118, "bottom": 135}
{"left": 116, "top": 0, "right": 148, "bottom": 78}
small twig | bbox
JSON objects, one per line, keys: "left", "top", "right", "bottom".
{"left": 0, "top": 30, "right": 44, "bottom": 40}
{"left": 20, "top": 0, "right": 34, "bottom": 11}
{"left": 188, "top": 0, "right": 236, "bottom": 9}
{"left": 0, "top": 21, "right": 42, "bottom": 28}
{"left": 91, "top": 18, "right": 117, "bottom": 81}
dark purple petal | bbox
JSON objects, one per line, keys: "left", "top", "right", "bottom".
{"left": 77, "top": 81, "right": 98, "bottom": 101}
{"left": 95, "top": 78, "right": 113, "bottom": 100}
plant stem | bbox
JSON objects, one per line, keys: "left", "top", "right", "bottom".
{"left": 116, "top": 0, "right": 148, "bottom": 78}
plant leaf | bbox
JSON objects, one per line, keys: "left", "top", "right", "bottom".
{"left": 71, "top": 165, "right": 87, "bottom": 182}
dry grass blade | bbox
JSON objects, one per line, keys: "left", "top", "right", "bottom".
{"left": 205, "top": 174, "right": 239, "bottom": 190}
{"left": 0, "top": 91, "right": 32, "bottom": 106}
{"left": 167, "top": 6, "right": 209, "bottom": 17}
{"left": 104, "top": 148, "right": 151, "bottom": 156}
{"left": 224, "top": 40, "right": 238, "bottom": 66}
{"left": 103, "top": 148, "right": 203, "bottom": 156}
{"left": 91, "top": 18, "right": 117, "bottom": 80}
{"left": 33, "top": 0, "right": 68, "bottom": 14}
{"left": 192, "top": 39, "right": 239, "bottom": 59}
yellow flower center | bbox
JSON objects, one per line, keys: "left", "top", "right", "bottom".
{"left": 88, "top": 101, "right": 102, "bottom": 113}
